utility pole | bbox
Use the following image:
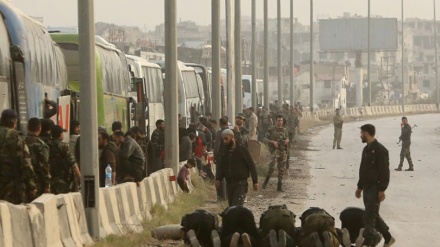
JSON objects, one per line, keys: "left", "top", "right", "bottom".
{"left": 212, "top": 0, "right": 221, "bottom": 121}
{"left": 368, "top": 0, "right": 371, "bottom": 106}
{"left": 78, "top": 0, "right": 99, "bottom": 239}
{"left": 310, "top": 0, "right": 314, "bottom": 112}
{"left": 264, "top": 0, "right": 269, "bottom": 108}
{"left": 401, "top": 0, "right": 405, "bottom": 112}
{"left": 290, "top": 0, "right": 295, "bottom": 106}
{"left": 164, "top": 0, "right": 179, "bottom": 175}
{"left": 235, "top": 0, "right": 243, "bottom": 113}
{"left": 226, "top": 0, "right": 235, "bottom": 121}
{"left": 435, "top": 0, "right": 440, "bottom": 110}
{"left": 251, "top": 0, "right": 257, "bottom": 109}
{"left": 277, "top": 0, "right": 282, "bottom": 107}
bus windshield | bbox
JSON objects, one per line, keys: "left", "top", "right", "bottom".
{"left": 143, "top": 66, "right": 163, "bottom": 104}
{"left": 182, "top": 71, "right": 199, "bottom": 98}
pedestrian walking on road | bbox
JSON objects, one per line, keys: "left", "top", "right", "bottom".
{"left": 0, "top": 109, "right": 37, "bottom": 204}
{"left": 395, "top": 116, "right": 414, "bottom": 171}
{"left": 215, "top": 129, "right": 258, "bottom": 206}
{"left": 333, "top": 108, "right": 344, "bottom": 149}
{"left": 262, "top": 114, "right": 290, "bottom": 192}
{"left": 356, "top": 124, "right": 396, "bottom": 247}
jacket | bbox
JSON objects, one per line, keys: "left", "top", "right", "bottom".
{"left": 357, "top": 139, "right": 390, "bottom": 191}
{"left": 216, "top": 143, "right": 258, "bottom": 184}
{"left": 400, "top": 124, "right": 412, "bottom": 142}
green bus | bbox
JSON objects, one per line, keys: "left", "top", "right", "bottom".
{"left": 50, "top": 33, "right": 131, "bottom": 131}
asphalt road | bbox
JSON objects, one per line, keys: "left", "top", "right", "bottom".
{"left": 304, "top": 113, "right": 440, "bottom": 246}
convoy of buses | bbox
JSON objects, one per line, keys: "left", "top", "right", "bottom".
{"left": 0, "top": 1, "right": 261, "bottom": 138}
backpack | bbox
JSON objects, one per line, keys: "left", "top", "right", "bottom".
{"left": 299, "top": 208, "right": 340, "bottom": 247}
{"left": 181, "top": 209, "right": 218, "bottom": 247}
{"left": 259, "top": 204, "right": 296, "bottom": 238}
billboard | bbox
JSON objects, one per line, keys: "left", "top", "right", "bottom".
{"left": 319, "top": 18, "right": 398, "bottom": 51}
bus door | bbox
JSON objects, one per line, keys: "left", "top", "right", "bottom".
{"left": 57, "top": 95, "right": 71, "bottom": 143}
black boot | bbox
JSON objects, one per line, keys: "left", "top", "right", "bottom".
{"left": 277, "top": 181, "right": 284, "bottom": 192}
{"left": 262, "top": 176, "right": 270, "bottom": 189}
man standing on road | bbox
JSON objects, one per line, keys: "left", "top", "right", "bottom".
{"left": 259, "top": 107, "right": 273, "bottom": 141}
{"left": 395, "top": 116, "right": 414, "bottom": 171}
{"left": 148, "top": 119, "right": 165, "bottom": 175}
{"left": 356, "top": 124, "right": 396, "bottom": 247}
{"left": 0, "top": 109, "right": 37, "bottom": 204}
{"left": 233, "top": 113, "right": 249, "bottom": 147}
{"left": 333, "top": 108, "right": 344, "bottom": 149}
{"left": 112, "top": 130, "right": 145, "bottom": 183}
{"left": 215, "top": 129, "right": 258, "bottom": 206}
{"left": 262, "top": 114, "right": 290, "bottom": 192}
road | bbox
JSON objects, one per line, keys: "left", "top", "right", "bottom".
{"left": 304, "top": 113, "right": 440, "bottom": 246}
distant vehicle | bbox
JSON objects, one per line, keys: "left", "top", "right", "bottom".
{"left": 126, "top": 55, "right": 164, "bottom": 138}
{"left": 51, "top": 33, "right": 131, "bottom": 132}
{"left": 152, "top": 61, "right": 202, "bottom": 127}
{"left": 242, "top": 75, "right": 264, "bottom": 108}
{"left": 185, "top": 63, "right": 212, "bottom": 115}
{"left": 0, "top": 1, "right": 69, "bottom": 133}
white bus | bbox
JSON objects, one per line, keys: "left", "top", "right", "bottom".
{"left": 242, "top": 75, "right": 264, "bottom": 108}
{"left": 153, "top": 61, "right": 202, "bottom": 127}
{"left": 126, "top": 55, "right": 164, "bottom": 138}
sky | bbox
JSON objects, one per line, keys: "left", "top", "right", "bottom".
{"left": 10, "top": 0, "right": 437, "bottom": 31}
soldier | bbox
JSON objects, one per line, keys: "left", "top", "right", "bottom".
{"left": 333, "top": 108, "right": 344, "bottom": 149}
{"left": 148, "top": 119, "right": 165, "bottom": 175}
{"left": 39, "top": 118, "right": 54, "bottom": 144}
{"left": 262, "top": 114, "right": 290, "bottom": 192}
{"left": 0, "top": 109, "right": 37, "bottom": 204}
{"left": 25, "top": 118, "right": 51, "bottom": 196}
{"left": 49, "top": 125, "right": 81, "bottom": 194}
{"left": 233, "top": 113, "right": 249, "bottom": 147}
{"left": 395, "top": 116, "right": 414, "bottom": 171}
{"left": 259, "top": 107, "right": 273, "bottom": 141}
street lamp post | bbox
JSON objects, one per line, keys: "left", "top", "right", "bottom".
{"left": 212, "top": 0, "right": 221, "bottom": 121}
{"left": 251, "top": 0, "right": 257, "bottom": 109}
{"left": 435, "top": 0, "right": 440, "bottom": 110}
{"left": 277, "top": 0, "right": 282, "bottom": 107}
{"left": 290, "top": 0, "right": 295, "bottom": 106}
{"left": 401, "top": 0, "right": 405, "bottom": 112}
{"left": 310, "top": 0, "right": 314, "bottom": 113}
{"left": 368, "top": 0, "right": 371, "bottom": 106}
{"left": 264, "top": 0, "right": 269, "bottom": 108}
{"left": 235, "top": 0, "right": 243, "bottom": 112}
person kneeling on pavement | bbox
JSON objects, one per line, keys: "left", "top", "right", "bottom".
{"left": 297, "top": 207, "right": 341, "bottom": 247}
{"left": 181, "top": 209, "right": 220, "bottom": 247}
{"left": 259, "top": 205, "right": 296, "bottom": 247}
{"left": 177, "top": 158, "right": 196, "bottom": 193}
{"left": 220, "top": 206, "right": 260, "bottom": 247}
{"left": 339, "top": 207, "right": 383, "bottom": 247}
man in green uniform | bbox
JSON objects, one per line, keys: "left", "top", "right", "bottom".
{"left": 395, "top": 116, "right": 414, "bottom": 171}
{"left": 259, "top": 107, "right": 273, "bottom": 141}
{"left": 49, "top": 125, "right": 81, "bottom": 194}
{"left": 233, "top": 113, "right": 249, "bottom": 147}
{"left": 333, "top": 108, "right": 344, "bottom": 149}
{"left": 262, "top": 114, "right": 290, "bottom": 192}
{"left": 0, "top": 109, "right": 37, "bottom": 204}
{"left": 25, "top": 118, "right": 51, "bottom": 196}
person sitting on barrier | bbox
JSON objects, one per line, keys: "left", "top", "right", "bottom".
{"left": 112, "top": 130, "right": 145, "bottom": 183}
{"left": 220, "top": 206, "right": 260, "bottom": 247}
{"left": 259, "top": 205, "right": 296, "bottom": 247}
{"left": 181, "top": 209, "right": 220, "bottom": 247}
{"left": 177, "top": 158, "right": 196, "bottom": 193}
{"left": 296, "top": 207, "right": 341, "bottom": 247}
{"left": 339, "top": 207, "right": 382, "bottom": 247}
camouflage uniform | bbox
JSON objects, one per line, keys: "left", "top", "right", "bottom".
{"left": 233, "top": 126, "right": 249, "bottom": 147}
{"left": 333, "top": 114, "right": 343, "bottom": 149}
{"left": 0, "top": 126, "right": 36, "bottom": 204}
{"left": 48, "top": 139, "right": 77, "bottom": 194}
{"left": 264, "top": 126, "right": 289, "bottom": 182}
{"left": 25, "top": 133, "right": 51, "bottom": 195}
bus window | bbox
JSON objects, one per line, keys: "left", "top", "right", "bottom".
{"left": 182, "top": 71, "right": 199, "bottom": 98}
{"left": 242, "top": 79, "right": 251, "bottom": 93}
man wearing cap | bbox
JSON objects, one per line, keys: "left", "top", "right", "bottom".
{"left": 262, "top": 114, "right": 290, "bottom": 192}
{"left": 333, "top": 108, "right": 344, "bottom": 150}
{"left": 39, "top": 118, "right": 55, "bottom": 144}
{"left": 215, "top": 129, "right": 259, "bottom": 206}
{"left": 48, "top": 125, "right": 81, "bottom": 194}
{"left": 0, "top": 109, "right": 37, "bottom": 204}
{"left": 233, "top": 113, "right": 249, "bottom": 147}
{"left": 25, "top": 118, "right": 51, "bottom": 196}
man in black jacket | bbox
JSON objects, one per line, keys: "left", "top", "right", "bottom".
{"left": 216, "top": 129, "right": 258, "bottom": 206}
{"left": 355, "top": 124, "right": 395, "bottom": 247}
{"left": 395, "top": 116, "right": 414, "bottom": 171}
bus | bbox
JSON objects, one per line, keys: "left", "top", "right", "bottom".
{"left": 185, "top": 63, "right": 212, "bottom": 115}
{"left": 50, "top": 33, "right": 131, "bottom": 132}
{"left": 0, "top": 1, "right": 69, "bottom": 133}
{"left": 242, "top": 75, "right": 264, "bottom": 108}
{"left": 152, "top": 61, "right": 202, "bottom": 127}
{"left": 126, "top": 55, "right": 164, "bottom": 137}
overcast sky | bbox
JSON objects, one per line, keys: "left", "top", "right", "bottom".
{"left": 11, "top": 0, "right": 437, "bottom": 31}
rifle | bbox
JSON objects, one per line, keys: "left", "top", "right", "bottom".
{"left": 397, "top": 124, "right": 417, "bottom": 144}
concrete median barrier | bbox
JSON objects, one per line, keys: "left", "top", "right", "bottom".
{"left": 55, "top": 194, "right": 83, "bottom": 247}
{"left": 137, "top": 178, "right": 153, "bottom": 221}
{"left": 32, "top": 194, "right": 63, "bottom": 247}
{"left": 102, "top": 187, "right": 124, "bottom": 235}
{"left": 123, "top": 183, "right": 143, "bottom": 231}
{"left": 151, "top": 172, "right": 167, "bottom": 208}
